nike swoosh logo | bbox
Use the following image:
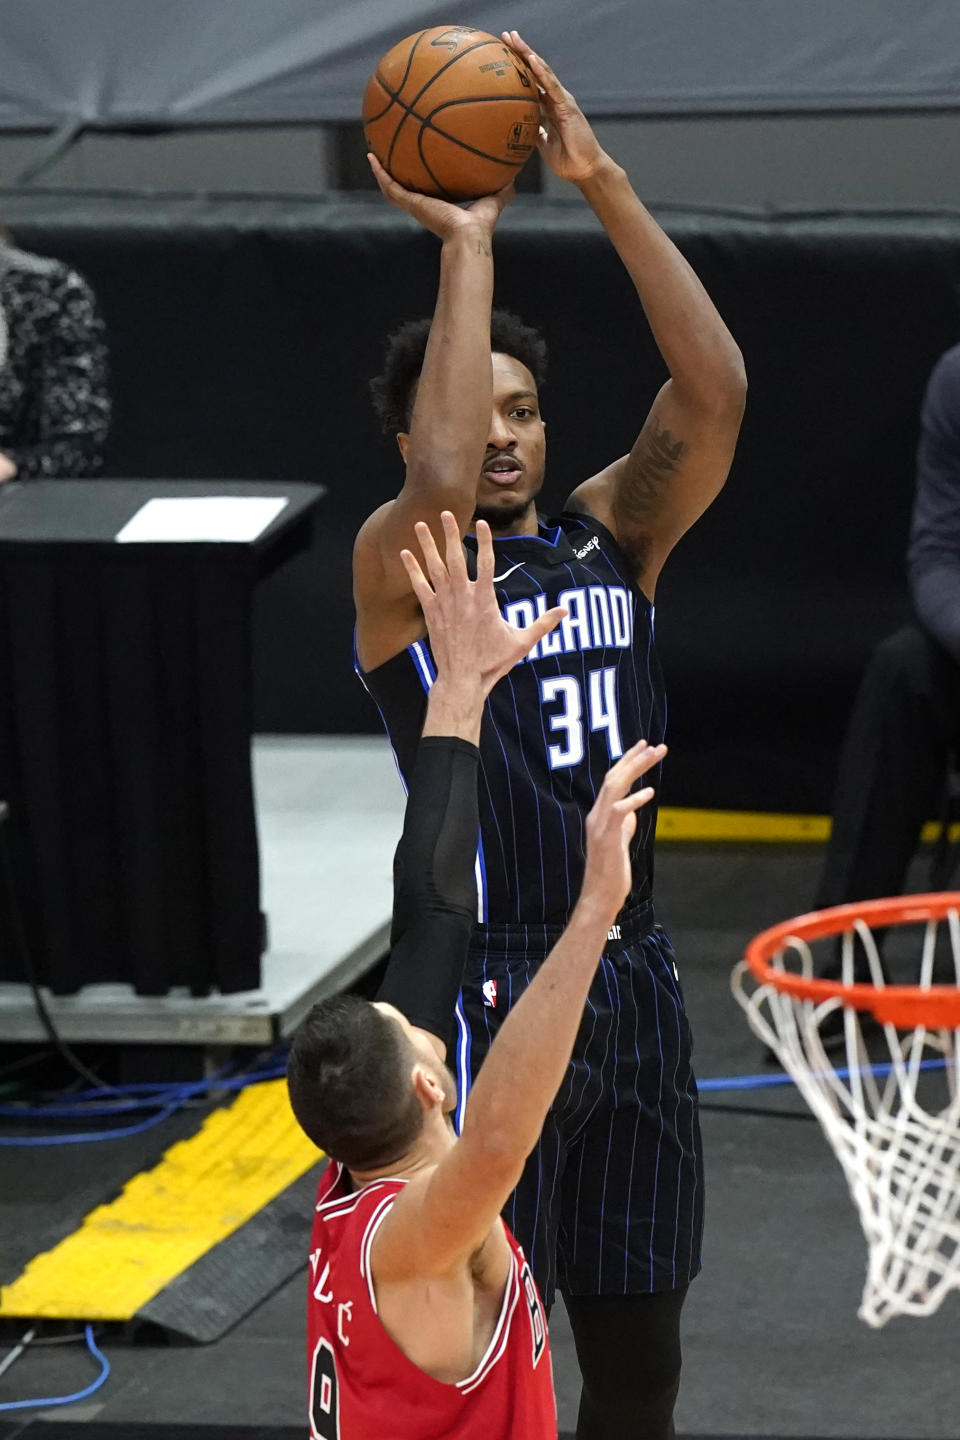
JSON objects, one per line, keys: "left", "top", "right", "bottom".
{"left": 492, "top": 562, "right": 524, "bottom": 583}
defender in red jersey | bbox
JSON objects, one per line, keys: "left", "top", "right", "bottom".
{"left": 306, "top": 1164, "right": 552, "bottom": 1439}
{"left": 289, "top": 515, "right": 664, "bottom": 1439}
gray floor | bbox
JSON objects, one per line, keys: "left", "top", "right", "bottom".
{"left": 3, "top": 739, "right": 959, "bottom": 1436}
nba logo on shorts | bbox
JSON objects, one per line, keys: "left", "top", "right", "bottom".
{"left": 482, "top": 979, "right": 498, "bottom": 1008}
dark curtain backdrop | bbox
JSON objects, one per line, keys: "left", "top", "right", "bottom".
{"left": 4, "top": 189, "right": 960, "bottom": 813}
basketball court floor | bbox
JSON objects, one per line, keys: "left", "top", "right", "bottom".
{"left": 1, "top": 737, "right": 958, "bottom": 1437}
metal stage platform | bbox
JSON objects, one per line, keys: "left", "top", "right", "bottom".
{"left": 0, "top": 737, "right": 405, "bottom": 1047}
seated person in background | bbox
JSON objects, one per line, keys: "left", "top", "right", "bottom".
{"left": 813, "top": 341, "right": 960, "bottom": 976}
{"left": 287, "top": 512, "right": 665, "bottom": 1439}
{"left": 0, "top": 227, "right": 111, "bottom": 483}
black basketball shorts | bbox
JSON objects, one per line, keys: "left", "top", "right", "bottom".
{"left": 456, "top": 902, "right": 704, "bottom": 1308}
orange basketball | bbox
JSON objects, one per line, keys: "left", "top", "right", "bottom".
{"left": 362, "top": 26, "right": 540, "bottom": 201}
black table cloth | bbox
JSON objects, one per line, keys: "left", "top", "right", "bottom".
{"left": 0, "top": 479, "right": 323, "bottom": 996}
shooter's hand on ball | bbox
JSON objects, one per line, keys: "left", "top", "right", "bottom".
{"left": 502, "top": 30, "right": 605, "bottom": 186}
{"left": 368, "top": 153, "right": 514, "bottom": 242}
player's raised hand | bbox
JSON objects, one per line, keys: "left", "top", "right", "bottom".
{"left": 368, "top": 153, "right": 514, "bottom": 243}
{"left": 581, "top": 741, "right": 666, "bottom": 916}
{"left": 401, "top": 510, "right": 565, "bottom": 697}
{"left": 501, "top": 31, "right": 605, "bottom": 185}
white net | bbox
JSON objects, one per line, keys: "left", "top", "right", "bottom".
{"left": 732, "top": 908, "right": 960, "bottom": 1328}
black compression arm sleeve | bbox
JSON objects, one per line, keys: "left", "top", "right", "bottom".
{"left": 376, "top": 736, "right": 479, "bottom": 1048}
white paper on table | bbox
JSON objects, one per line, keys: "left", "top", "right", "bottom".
{"left": 115, "top": 496, "right": 289, "bottom": 543}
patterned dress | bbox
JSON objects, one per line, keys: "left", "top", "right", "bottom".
{"left": 0, "top": 242, "right": 110, "bottom": 478}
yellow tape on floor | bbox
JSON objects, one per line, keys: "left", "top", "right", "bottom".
{"left": 656, "top": 807, "right": 830, "bottom": 841}
{"left": 0, "top": 1078, "right": 320, "bottom": 1321}
{"left": 657, "top": 808, "right": 959, "bottom": 844}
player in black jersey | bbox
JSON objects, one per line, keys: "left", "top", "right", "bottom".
{"left": 352, "top": 32, "right": 746, "bottom": 1440}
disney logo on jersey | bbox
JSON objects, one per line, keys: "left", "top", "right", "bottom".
{"left": 574, "top": 535, "right": 599, "bottom": 560}
{"left": 503, "top": 584, "right": 634, "bottom": 663}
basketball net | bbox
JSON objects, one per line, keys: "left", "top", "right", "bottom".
{"left": 732, "top": 898, "right": 960, "bottom": 1328}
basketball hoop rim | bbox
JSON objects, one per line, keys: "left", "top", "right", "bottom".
{"left": 744, "top": 893, "right": 960, "bottom": 1029}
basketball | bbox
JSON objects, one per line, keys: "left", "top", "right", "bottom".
{"left": 362, "top": 26, "right": 541, "bottom": 201}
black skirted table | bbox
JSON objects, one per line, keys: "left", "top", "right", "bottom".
{"left": 0, "top": 479, "right": 324, "bottom": 997}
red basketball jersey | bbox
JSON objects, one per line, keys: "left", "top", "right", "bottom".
{"left": 306, "top": 1161, "right": 557, "bottom": 1439}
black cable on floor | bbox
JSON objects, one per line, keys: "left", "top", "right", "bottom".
{"left": 0, "top": 802, "right": 114, "bottom": 1094}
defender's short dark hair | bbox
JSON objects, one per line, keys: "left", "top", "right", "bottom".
{"left": 287, "top": 994, "right": 423, "bottom": 1171}
{"left": 370, "top": 308, "right": 548, "bottom": 435}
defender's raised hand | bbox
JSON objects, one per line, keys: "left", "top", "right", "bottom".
{"left": 501, "top": 31, "right": 605, "bottom": 185}
{"left": 581, "top": 741, "right": 666, "bottom": 917}
{"left": 401, "top": 510, "right": 566, "bottom": 698}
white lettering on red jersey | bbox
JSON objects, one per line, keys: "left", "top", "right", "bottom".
{"left": 306, "top": 1161, "right": 556, "bottom": 1439}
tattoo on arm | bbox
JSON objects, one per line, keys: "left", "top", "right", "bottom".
{"left": 617, "top": 416, "right": 686, "bottom": 531}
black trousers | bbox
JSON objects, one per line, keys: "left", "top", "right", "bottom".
{"left": 815, "top": 624, "right": 960, "bottom": 967}
{"left": 561, "top": 1289, "right": 688, "bottom": 1440}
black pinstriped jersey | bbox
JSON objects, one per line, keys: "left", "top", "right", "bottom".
{"left": 359, "top": 510, "right": 665, "bottom": 926}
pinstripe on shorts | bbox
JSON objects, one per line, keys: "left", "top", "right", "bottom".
{"left": 459, "top": 903, "right": 704, "bottom": 1308}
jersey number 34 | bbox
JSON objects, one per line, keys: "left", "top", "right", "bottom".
{"left": 540, "top": 666, "right": 623, "bottom": 770}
